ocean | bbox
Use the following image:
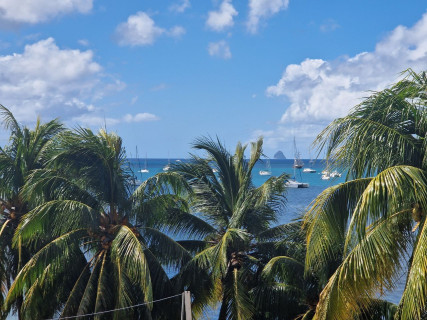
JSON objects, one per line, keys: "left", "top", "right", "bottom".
{"left": 128, "top": 158, "right": 345, "bottom": 224}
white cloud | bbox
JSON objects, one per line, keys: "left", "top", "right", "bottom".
{"left": 73, "top": 112, "right": 159, "bottom": 127}
{"left": 123, "top": 113, "right": 159, "bottom": 122}
{"left": 320, "top": 19, "right": 340, "bottom": 33}
{"left": 206, "top": 0, "right": 238, "bottom": 32}
{"left": 0, "top": 0, "right": 93, "bottom": 25}
{"left": 0, "top": 38, "right": 125, "bottom": 123}
{"left": 247, "top": 0, "right": 289, "bottom": 33}
{"left": 170, "top": 0, "right": 191, "bottom": 13}
{"left": 130, "top": 96, "right": 138, "bottom": 105}
{"left": 150, "top": 83, "right": 168, "bottom": 91}
{"left": 114, "top": 12, "right": 185, "bottom": 47}
{"left": 169, "top": 26, "right": 186, "bottom": 38}
{"left": 78, "top": 39, "right": 90, "bottom": 46}
{"left": 260, "top": 12, "right": 427, "bottom": 151}
{"left": 208, "top": 40, "right": 231, "bottom": 59}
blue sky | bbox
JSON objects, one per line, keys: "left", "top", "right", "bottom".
{"left": 0, "top": 0, "right": 426, "bottom": 158}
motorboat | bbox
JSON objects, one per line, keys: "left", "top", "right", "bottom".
{"left": 303, "top": 168, "right": 316, "bottom": 173}
{"left": 321, "top": 173, "right": 330, "bottom": 180}
{"left": 286, "top": 180, "right": 309, "bottom": 188}
{"left": 330, "top": 171, "right": 342, "bottom": 178}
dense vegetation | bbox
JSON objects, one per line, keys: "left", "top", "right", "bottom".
{"left": 0, "top": 69, "right": 425, "bottom": 319}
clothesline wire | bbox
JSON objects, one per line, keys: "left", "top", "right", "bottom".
{"left": 44, "top": 292, "right": 183, "bottom": 320}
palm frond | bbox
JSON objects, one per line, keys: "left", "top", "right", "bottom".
{"left": 313, "top": 209, "right": 412, "bottom": 320}
{"left": 304, "top": 178, "right": 372, "bottom": 273}
{"left": 110, "top": 225, "right": 153, "bottom": 305}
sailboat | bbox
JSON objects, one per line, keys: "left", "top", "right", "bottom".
{"left": 292, "top": 137, "right": 304, "bottom": 169}
{"left": 140, "top": 153, "right": 149, "bottom": 173}
{"left": 286, "top": 137, "right": 309, "bottom": 188}
{"left": 259, "top": 159, "right": 272, "bottom": 176}
{"left": 163, "top": 152, "right": 171, "bottom": 171}
{"left": 303, "top": 151, "right": 316, "bottom": 173}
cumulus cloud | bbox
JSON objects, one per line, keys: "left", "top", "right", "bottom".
{"left": 0, "top": 38, "right": 124, "bottom": 122}
{"left": 206, "top": 0, "right": 238, "bottom": 32}
{"left": 208, "top": 40, "right": 231, "bottom": 59}
{"left": 0, "top": 0, "right": 93, "bottom": 25}
{"left": 170, "top": 0, "right": 191, "bottom": 13}
{"left": 114, "top": 12, "right": 185, "bottom": 46}
{"left": 247, "top": 0, "right": 289, "bottom": 33}
{"left": 259, "top": 12, "right": 427, "bottom": 151}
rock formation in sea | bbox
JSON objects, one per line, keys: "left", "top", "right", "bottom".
{"left": 274, "top": 151, "right": 286, "bottom": 159}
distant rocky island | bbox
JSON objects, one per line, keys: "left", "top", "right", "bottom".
{"left": 274, "top": 151, "right": 286, "bottom": 159}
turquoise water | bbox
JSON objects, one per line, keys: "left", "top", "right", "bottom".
{"left": 129, "top": 158, "right": 346, "bottom": 224}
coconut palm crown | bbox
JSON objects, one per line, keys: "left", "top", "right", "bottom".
{"left": 6, "top": 128, "right": 192, "bottom": 319}
{"left": 163, "top": 136, "right": 289, "bottom": 319}
{"left": 304, "top": 69, "right": 427, "bottom": 319}
{"left": 0, "top": 105, "right": 64, "bottom": 319}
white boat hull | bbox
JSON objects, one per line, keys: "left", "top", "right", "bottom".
{"left": 286, "top": 180, "right": 309, "bottom": 188}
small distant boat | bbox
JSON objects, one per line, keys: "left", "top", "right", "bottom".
{"left": 292, "top": 137, "right": 304, "bottom": 169}
{"left": 212, "top": 168, "right": 218, "bottom": 173}
{"left": 321, "top": 170, "right": 341, "bottom": 180}
{"left": 286, "top": 180, "right": 309, "bottom": 188}
{"left": 321, "top": 173, "right": 330, "bottom": 180}
{"left": 330, "top": 171, "right": 341, "bottom": 178}
{"left": 304, "top": 153, "right": 316, "bottom": 172}
{"left": 140, "top": 153, "right": 149, "bottom": 173}
{"left": 163, "top": 153, "right": 171, "bottom": 171}
{"left": 259, "top": 159, "right": 272, "bottom": 176}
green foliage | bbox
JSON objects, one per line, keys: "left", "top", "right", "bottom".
{"left": 5, "top": 127, "right": 190, "bottom": 319}
{"left": 161, "top": 136, "right": 290, "bottom": 319}
{"left": 307, "top": 69, "right": 427, "bottom": 319}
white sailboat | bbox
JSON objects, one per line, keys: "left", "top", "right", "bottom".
{"left": 140, "top": 153, "right": 149, "bottom": 173}
{"left": 287, "top": 137, "right": 309, "bottom": 188}
{"left": 163, "top": 161, "right": 171, "bottom": 171}
{"left": 292, "top": 137, "right": 304, "bottom": 169}
{"left": 303, "top": 151, "right": 316, "bottom": 173}
{"left": 259, "top": 159, "right": 272, "bottom": 176}
{"left": 163, "top": 153, "right": 171, "bottom": 171}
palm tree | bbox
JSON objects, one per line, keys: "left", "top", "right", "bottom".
{"left": 304, "top": 69, "right": 427, "bottom": 319}
{"left": 0, "top": 105, "right": 64, "bottom": 319}
{"left": 255, "top": 219, "right": 321, "bottom": 320}
{"left": 162, "top": 137, "right": 289, "bottom": 319}
{"left": 6, "top": 128, "right": 192, "bottom": 319}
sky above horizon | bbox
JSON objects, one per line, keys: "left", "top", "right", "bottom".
{"left": 0, "top": 0, "right": 426, "bottom": 158}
